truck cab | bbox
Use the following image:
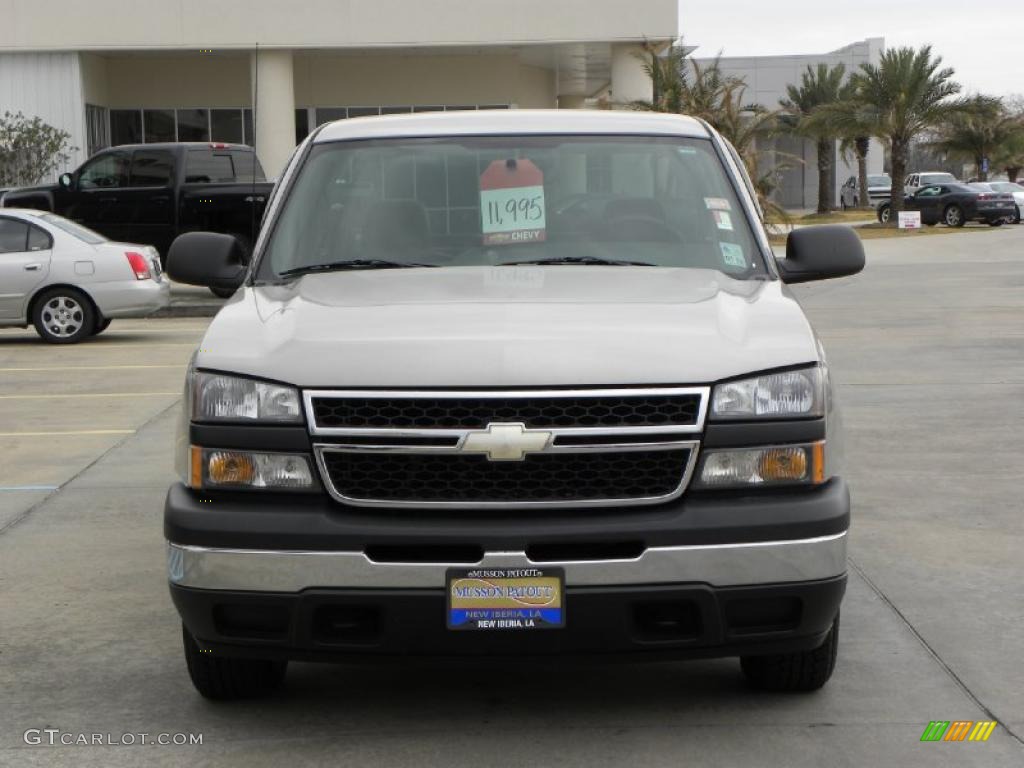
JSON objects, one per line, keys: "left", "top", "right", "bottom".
{"left": 163, "top": 110, "right": 864, "bottom": 700}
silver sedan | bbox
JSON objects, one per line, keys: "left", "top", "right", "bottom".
{"left": 0, "top": 209, "right": 169, "bottom": 343}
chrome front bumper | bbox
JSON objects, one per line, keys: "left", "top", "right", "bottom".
{"left": 167, "top": 532, "right": 847, "bottom": 592}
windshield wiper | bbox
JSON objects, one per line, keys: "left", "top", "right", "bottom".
{"left": 278, "top": 259, "right": 437, "bottom": 277}
{"left": 500, "top": 256, "right": 657, "bottom": 267}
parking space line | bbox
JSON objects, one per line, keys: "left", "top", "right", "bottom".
{"left": 0, "top": 364, "right": 183, "bottom": 372}
{"left": 0, "top": 429, "right": 136, "bottom": 437}
{"left": 0, "top": 392, "right": 179, "bottom": 399}
{"left": 0, "top": 485, "right": 59, "bottom": 491}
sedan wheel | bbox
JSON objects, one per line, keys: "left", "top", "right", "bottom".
{"left": 944, "top": 205, "right": 965, "bottom": 228}
{"left": 878, "top": 205, "right": 891, "bottom": 224}
{"left": 32, "top": 288, "right": 95, "bottom": 344}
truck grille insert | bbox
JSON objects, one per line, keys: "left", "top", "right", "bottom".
{"left": 319, "top": 449, "right": 693, "bottom": 505}
{"left": 310, "top": 393, "right": 701, "bottom": 430}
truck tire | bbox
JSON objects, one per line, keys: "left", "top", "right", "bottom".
{"left": 182, "top": 624, "right": 287, "bottom": 700}
{"left": 209, "top": 286, "right": 237, "bottom": 299}
{"left": 32, "top": 287, "right": 95, "bottom": 344}
{"left": 740, "top": 613, "right": 839, "bottom": 692}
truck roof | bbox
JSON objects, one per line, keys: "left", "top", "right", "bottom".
{"left": 314, "top": 109, "right": 710, "bottom": 144}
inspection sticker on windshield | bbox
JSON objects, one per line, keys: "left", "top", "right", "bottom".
{"left": 447, "top": 567, "right": 564, "bottom": 630}
{"left": 713, "top": 210, "right": 734, "bottom": 231}
{"left": 480, "top": 158, "right": 546, "bottom": 245}
{"left": 720, "top": 242, "right": 747, "bottom": 268}
{"left": 705, "top": 197, "right": 732, "bottom": 211}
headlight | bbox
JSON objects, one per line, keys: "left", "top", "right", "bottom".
{"left": 189, "top": 447, "right": 315, "bottom": 490}
{"left": 191, "top": 371, "right": 302, "bottom": 423}
{"left": 711, "top": 366, "right": 823, "bottom": 419}
{"left": 694, "top": 442, "right": 825, "bottom": 489}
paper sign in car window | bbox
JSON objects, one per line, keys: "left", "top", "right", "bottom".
{"left": 480, "top": 158, "right": 546, "bottom": 245}
{"left": 720, "top": 242, "right": 747, "bottom": 269}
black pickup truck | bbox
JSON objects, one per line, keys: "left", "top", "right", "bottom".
{"left": 1, "top": 143, "right": 273, "bottom": 294}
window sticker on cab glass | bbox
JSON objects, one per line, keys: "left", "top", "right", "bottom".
{"left": 713, "top": 211, "right": 733, "bottom": 231}
{"left": 720, "top": 242, "right": 746, "bottom": 269}
{"left": 705, "top": 197, "right": 731, "bottom": 211}
{"left": 479, "top": 158, "right": 546, "bottom": 245}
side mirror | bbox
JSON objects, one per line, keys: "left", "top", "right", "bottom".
{"left": 775, "top": 225, "right": 865, "bottom": 284}
{"left": 166, "top": 232, "right": 247, "bottom": 291}
{"left": 58, "top": 173, "right": 73, "bottom": 189}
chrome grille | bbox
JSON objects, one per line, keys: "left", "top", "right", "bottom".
{"left": 305, "top": 388, "right": 708, "bottom": 509}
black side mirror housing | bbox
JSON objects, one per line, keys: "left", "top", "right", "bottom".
{"left": 58, "top": 173, "right": 73, "bottom": 189}
{"left": 166, "top": 232, "right": 247, "bottom": 291}
{"left": 775, "top": 225, "right": 865, "bottom": 284}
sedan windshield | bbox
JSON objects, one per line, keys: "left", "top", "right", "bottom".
{"left": 41, "top": 214, "right": 107, "bottom": 244}
{"left": 258, "top": 135, "right": 766, "bottom": 281}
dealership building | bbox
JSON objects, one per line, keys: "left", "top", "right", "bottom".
{"left": 1, "top": 0, "right": 882, "bottom": 207}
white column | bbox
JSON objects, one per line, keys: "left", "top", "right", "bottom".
{"left": 609, "top": 43, "right": 651, "bottom": 107}
{"left": 251, "top": 48, "right": 295, "bottom": 180}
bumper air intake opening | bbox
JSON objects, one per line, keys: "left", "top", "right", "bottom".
{"left": 725, "top": 596, "right": 803, "bottom": 636}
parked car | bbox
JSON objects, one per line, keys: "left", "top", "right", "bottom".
{"left": 1, "top": 143, "right": 274, "bottom": 296}
{"left": 163, "top": 109, "right": 865, "bottom": 700}
{"left": 978, "top": 181, "right": 1024, "bottom": 223}
{"left": 840, "top": 173, "right": 891, "bottom": 210}
{"left": 0, "top": 209, "right": 168, "bottom": 343}
{"left": 903, "top": 172, "right": 958, "bottom": 196}
{"left": 878, "top": 182, "right": 1015, "bottom": 227}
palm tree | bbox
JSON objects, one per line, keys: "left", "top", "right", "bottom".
{"left": 844, "top": 46, "right": 963, "bottom": 220}
{"left": 779, "top": 63, "right": 848, "bottom": 213}
{"left": 929, "top": 96, "right": 1024, "bottom": 181}
{"left": 633, "top": 44, "right": 784, "bottom": 219}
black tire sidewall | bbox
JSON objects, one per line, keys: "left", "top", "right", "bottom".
{"left": 32, "top": 288, "right": 95, "bottom": 344}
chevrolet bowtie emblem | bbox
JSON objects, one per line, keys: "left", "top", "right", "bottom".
{"left": 460, "top": 422, "right": 553, "bottom": 461}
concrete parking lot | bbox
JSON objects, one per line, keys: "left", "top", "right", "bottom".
{"left": 1, "top": 227, "right": 1023, "bottom": 767}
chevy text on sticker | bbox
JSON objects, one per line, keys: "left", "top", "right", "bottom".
{"left": 480, "top": 158, "right": 546, "bottom": 245}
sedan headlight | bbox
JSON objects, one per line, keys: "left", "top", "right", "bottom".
{"left": 695, "top": 442, "right": 825, "bottom": 489}
{"left": 711, "top": 366, "right": 823, "bottom": 419}
{"left": 189, "top": 447, "right": 315, "bottom": 490}
{"left": 191, "top": 371, "right": 302, "bottom": 423}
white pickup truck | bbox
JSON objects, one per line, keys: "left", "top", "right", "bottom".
{"left": 163, "top": 110, "right": 864, "bottom": 700}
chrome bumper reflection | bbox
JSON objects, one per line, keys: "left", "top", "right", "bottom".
{"left": 167, "top": 532, "right": 847, "bottom": 592}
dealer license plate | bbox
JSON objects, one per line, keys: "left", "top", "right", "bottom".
{"left": 447, "top": 567, "right": 564, "bottom": 631}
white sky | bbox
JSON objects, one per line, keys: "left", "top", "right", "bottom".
{"left": 679, "top": 0, "right": 1024, "bottom": 97}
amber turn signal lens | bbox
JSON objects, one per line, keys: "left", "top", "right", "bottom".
{"left": 189, "top": 445, "right": 203, "bottom": 489}
{"left": 757, "top": 446, "right": 808, "bottom": 482}
{"left": 207, "top": 451, "right": 257, "bottom": 485}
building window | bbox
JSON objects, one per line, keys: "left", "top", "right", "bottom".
{"left": 295, "top": 108, "right": 310, "bottom": 143}
{"left": 110, "top": 110, "right": 142, "bottom": 146}
{"left": 143, "top": 109, "right": 176, "bottom": 143}
{"left": 211, "top": 109, "right": 244, "bottom": 144}
{"left": 176, "top": 109, "right": 210, "bottom": 142}
{"left": 312, "top": 104, "right": 511, "bottom": 127}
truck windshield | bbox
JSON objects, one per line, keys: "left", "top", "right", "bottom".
{"left": 258, "top": 135, "right": 767, "bottom": 280}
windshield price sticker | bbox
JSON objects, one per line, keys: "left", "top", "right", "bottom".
{"left": 447, "top": 567, "right": 564, "bottom": 630}
{"left": 480, "top": 158, "right": 547, "bottom": 245}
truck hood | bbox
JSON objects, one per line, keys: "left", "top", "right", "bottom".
{"left": 196, "top": 266, "right": 820, "bottom": 387}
